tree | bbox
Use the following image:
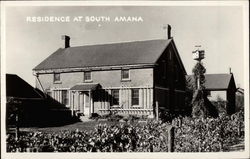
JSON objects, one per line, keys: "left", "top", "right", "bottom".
{"left": 192, "top": 62, "right": 206, "bottom": 90}
{"left": 191, "top": 62, "right": 208, "bottom": 118}
{"left": 235, "top": 94, "right": 244, "bottom": 112}
{"left": 185, "top": 77, "right": 195, "bottom": 115}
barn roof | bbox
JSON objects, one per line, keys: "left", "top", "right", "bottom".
{"left": 33, "top": 39, "right": 173, "bottom": 71}
{"left": 6, "top": 74, "right": 44, "bottom": 99}
{"left": 187, "top": 74, "right": 235, "bottom": 90}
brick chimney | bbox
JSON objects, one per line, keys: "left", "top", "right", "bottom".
{"left": 61, "top": 35, "right": 70, "bottom": 48}
{"left": 167, "top": 24, "right": 172, "bottom": 39}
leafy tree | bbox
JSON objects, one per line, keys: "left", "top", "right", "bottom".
{"left": 185, "top": 77, "right": 195, "bottom": 115}
{"left": 191, "top": 62, "right": 208, "bottom": 118}
{"left": 192, "top": 62, "right": 206, "bottom": 90}
{"left": 235, "top": 94, "right": 244, "bottom": 112}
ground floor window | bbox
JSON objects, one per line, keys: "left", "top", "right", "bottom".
{"left": 62, "top": 90, "right": 69, "bottom": 105}
{"left": 132, "top": 89, "right": 139, "bottom": 106}
{"left": 46, "top": 90, "right": 52, "bottom": 97}
{"left": 111, "top": 89, "right": 119, "bottom": 106}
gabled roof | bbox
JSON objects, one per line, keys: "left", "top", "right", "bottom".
{"left": 236, "top": 88, "right": 244, "bottom": 95}
{"left": 33, "top": 39, "right": 172, "bottom": 70}
{"left": 186, "top": 74, "right": 235, "bottom": 90}
{"left": 6, "top": 74, "right": 43, "bottom": 99}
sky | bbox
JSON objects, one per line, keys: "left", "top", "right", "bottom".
{"left": 4, "top": 4, "right": 246, "bottom": 88}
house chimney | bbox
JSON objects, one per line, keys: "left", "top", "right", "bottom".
{"left": 229, "top": 67, "right": 232, "bottom": 74}
{"left": 167, "top": 24, "right": 172, "bottom": 39}
{"left": 61, "top": 35, "right": 70, "bottom": 48}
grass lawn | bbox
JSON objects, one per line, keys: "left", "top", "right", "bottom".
{"left": 19, "top": 120, "right": 123, "bottom": 133}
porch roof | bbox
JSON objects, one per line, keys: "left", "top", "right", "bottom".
{"left": 70, "top": 83, "right": 100, "bottom": 91}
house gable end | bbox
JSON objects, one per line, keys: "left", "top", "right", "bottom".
{"left": 154, "top": 39, "right": 186, "bottom": 90}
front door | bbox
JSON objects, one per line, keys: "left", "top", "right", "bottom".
{"left": 83, "top": 92, "right": 90, "bottom": 116}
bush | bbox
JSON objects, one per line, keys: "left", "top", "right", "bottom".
{"left": 174, "top": 110, "right": 244, "bottom": 152}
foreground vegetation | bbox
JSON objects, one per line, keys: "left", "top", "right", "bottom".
{"left": 173, "top": 110, "right": 244, "bottom": 152}
{"left": 7, "top": 120, "right": 170, "bottom": 152}
{"left": 6, "top": 110, "right": 244, "bottom": 152}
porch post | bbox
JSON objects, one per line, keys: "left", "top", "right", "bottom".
{"left": 72, "top": 91, "right": 75, "bottom": 116}
{"left": 89, "top": 90, "right": 92, "bottom": 115}
{"left": 79, "top": 92, "right": 83, "bottom": 113}
{"left": 91, "top": 91, "right": 94, "bottom": 114}
{"left": 156, "top": 101, "right": 159, "bottom": 121}
{"left": 69, "top": 90, "right": 71, "bottom": 108}
{"left": 78, "top": 91, "right": 80, "bottom": 112}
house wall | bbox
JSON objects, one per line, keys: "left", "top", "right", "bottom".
{"left": 36, "top": 67, "right": 154, "bottom": 116}
{"left": 36, "top": 68, "right": 153, "bottom": 90}
{"left": 207, "top": 91, "right": 227, "bottom": 101}
{"left": 154, "top": 43, "right": 186, "bottom": 113}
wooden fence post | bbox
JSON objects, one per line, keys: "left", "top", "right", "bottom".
{"left": 168, "top": 126, "right": 175, "bottom": 152}
{"left": 15, "top": 114, "right": 19, "bottom": 141}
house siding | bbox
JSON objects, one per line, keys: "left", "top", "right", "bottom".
{"left": 207, "top": 91, "right": 227, "bottom": 101}
{"left": 36, "top": 67, "right": 154, "bottom": 116}
{"left": 37, "top": 68, "right": 153, "bottom": 89}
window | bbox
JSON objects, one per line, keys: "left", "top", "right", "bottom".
{"left": 163, "top": 60, "right": 167, "bottom": 78}
{"left": 206, "top": 91, "right": 211, "bottom": 97}
{"left": 111, "top": 89, "right": 119, "bottom": 106}
{"left": 121, "top": 69, "right": 129, "bottom": 80}
{"left": 132, "top": 89, "right": 139, "bottom": 106}
{"left": 47, "top": 91, "right": 52, "bottom": 97}
{"left": 54, "top": 73, "right": 60, "bottom": 82}
{"left": 169, "top": 50, "right": 172, "bottom": 60}
{"left": 62, "top": 90, "right": 69, "bottom": 105}
{"left": 84, "top": 71, "right": 91, "bottom": 81}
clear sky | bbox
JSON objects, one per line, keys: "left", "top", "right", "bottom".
{"left": 4, "top": 4, "right": 246, "bottom": 88}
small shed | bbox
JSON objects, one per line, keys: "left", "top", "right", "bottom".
{"left": 6, "top": 74, "right": 74, "bottom": 126}
{"left": 187, "top": 73, "right": 236, "bottom": 114}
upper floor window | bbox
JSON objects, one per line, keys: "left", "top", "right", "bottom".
{"left": 169, "top": 50, "right": 172, "bottom": 61}
{"left": 111, "top": 89, "right": 119, "bottom": 106}
{"left": 54, "top": 73, "right": 60, "bottom": 82}
{"left": 131, "top": 89, "right": 139, "bottom": 106}
{"left": 84, "top": 71, "right": 92, "bottom": 82}
{"left": 121, "top": 69, "right": 129, "bottom": 80}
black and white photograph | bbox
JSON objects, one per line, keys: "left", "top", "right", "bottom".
{"left": 1, "top": 1, "right": 249, "bottom": 159}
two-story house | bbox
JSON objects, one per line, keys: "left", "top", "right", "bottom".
{"left": 33, "top": 25, "right": 187, "bottom": 119}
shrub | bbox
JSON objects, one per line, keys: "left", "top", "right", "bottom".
{"left": 174, "top": 110, "right": 244, "bottom": 152}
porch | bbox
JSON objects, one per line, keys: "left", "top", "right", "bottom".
{"left": 68, "top": 84, "right": 154, "bottom": 118}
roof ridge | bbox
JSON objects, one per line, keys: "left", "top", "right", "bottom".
{"left": 61, "top": 38, "right": 169, "bottom": 49}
